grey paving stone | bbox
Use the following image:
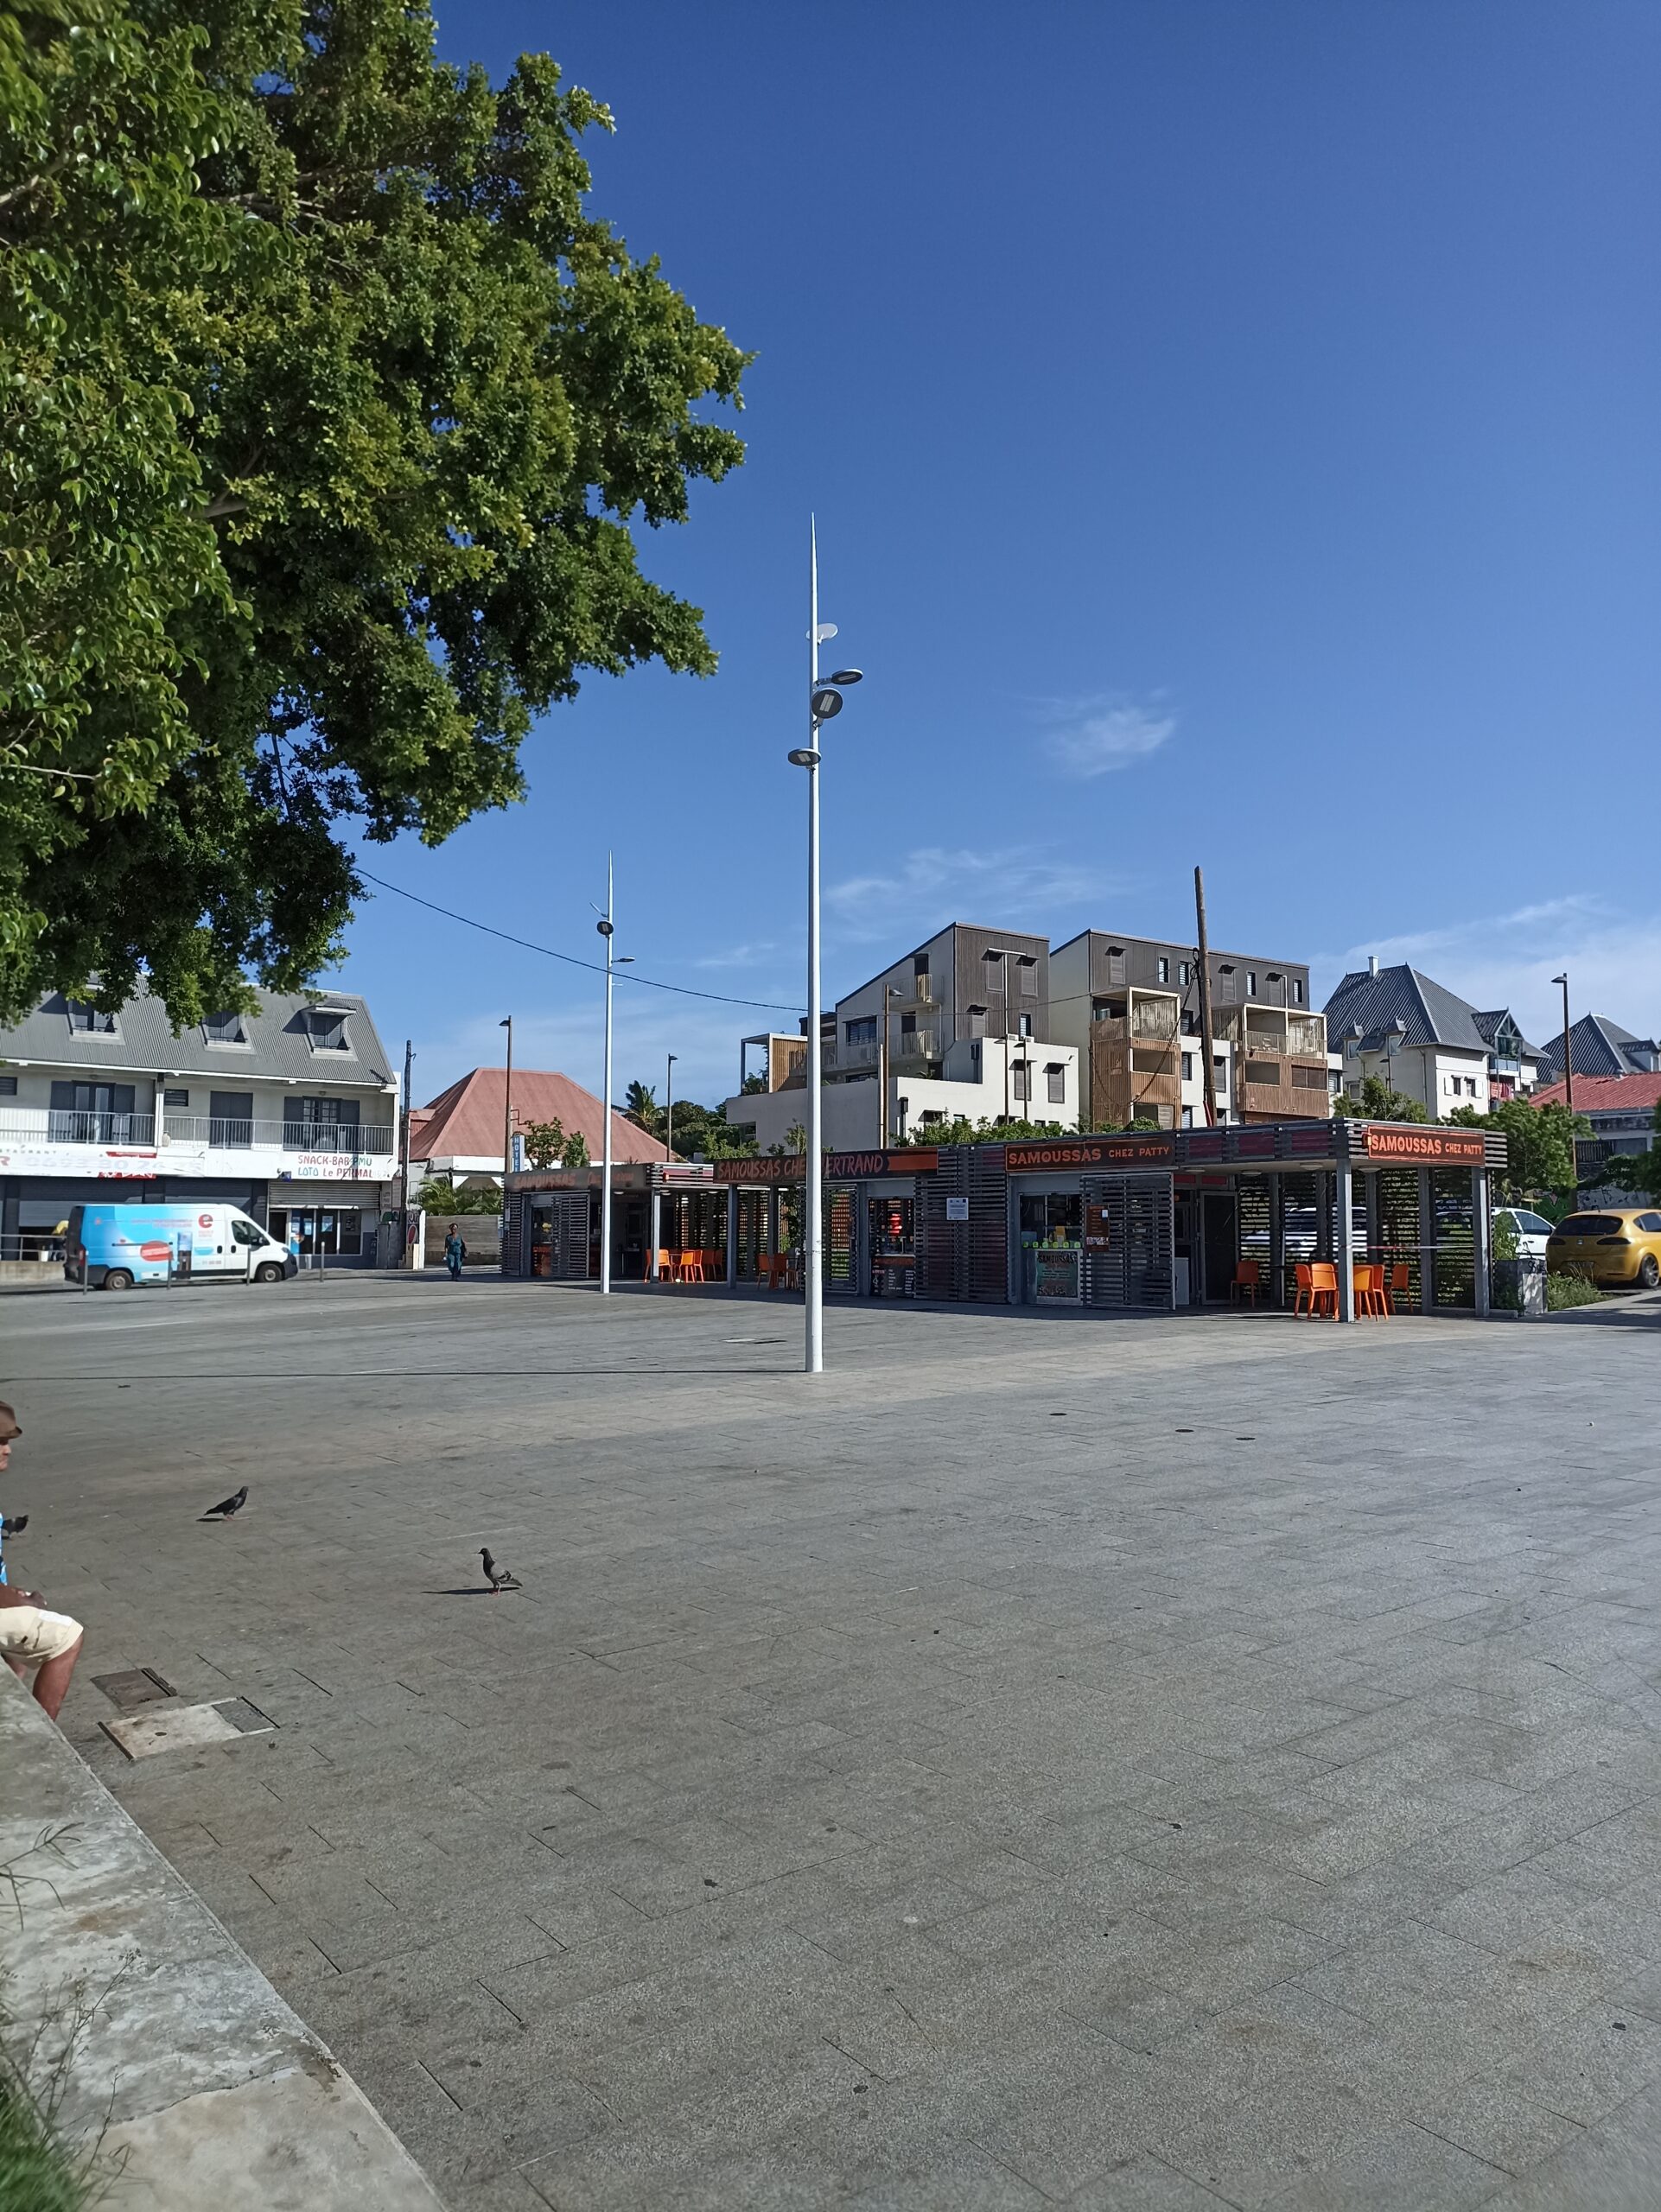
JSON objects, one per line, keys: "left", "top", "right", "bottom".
{"left": 1261, "top": 2120, "right": 1506, "bottom": 2209}
{"left": 21, "top": 1276, "right": 1661, "bottom": 2209}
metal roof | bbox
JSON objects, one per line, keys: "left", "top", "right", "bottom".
{"left": 1537, "top": 1014, "right": 1661, "bottom": 1079}
{"left": 0, "top": 983, "right": 395, "bottom": 1089}
{"left": 1323, "top": 965, "right": 1491, "bottom": 1055}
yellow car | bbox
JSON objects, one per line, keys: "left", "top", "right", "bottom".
{"left": 1546, "top": 1207, "right": 1661, "bottom": 1289}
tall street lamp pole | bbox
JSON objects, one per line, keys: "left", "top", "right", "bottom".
{"left": 788, "top": 518, "right": 862, "bottom": 1374}
{"left": 594, "top": 857, "right": 633, "bottom": 1294}
{"left": 665, "top": 1052, "right": 678, "bottom": 1160}
{"left": 499, "top": 1017, "right": 513, "bottom": 1182}
{"left": 1552, "top": 972, "right": 1574, "bottom": 1120}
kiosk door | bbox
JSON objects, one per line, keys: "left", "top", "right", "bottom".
{"left": 1081, "top": 1173, "right": 1175, "bottom": 1309}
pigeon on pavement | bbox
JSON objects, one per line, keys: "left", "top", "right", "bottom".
{"left": 480, "top": 1548, "right": 521, "bottom": 1593}
{"left": 2, "top": 1515, "right": 27, "bottom": 1535}
{"left": 200, "top": 1486, "right": 249, "bottom": 1521}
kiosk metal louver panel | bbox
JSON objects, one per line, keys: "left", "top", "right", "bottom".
{"left": 1082, "top": 1173, "right": 1174, "bottom": 1309}
{"left": 824, "top": 1185, "right": 856, "bottom": 1292}
{"left": 550, "top": 1192, "right": 591, "bottom": 1280}
{"left": 916, "top": 1147, "right": 1009, "bottom": 1303}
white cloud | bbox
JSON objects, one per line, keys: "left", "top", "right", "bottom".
{"left": 826, "top": 844, "right": 1113, "bottom": 945}
{"left": 1044, "top": 698, "right": 1175, "bottom": 779}
{"left": 1317, "top": 897, "right": 1661, "bottom": 1048}
{"left": 695, "top": 941, "right": 777, "bottom": 970}
{"left": 411, "top": 992, "right": 764, "bottom": 1116}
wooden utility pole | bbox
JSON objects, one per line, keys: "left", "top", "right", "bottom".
{"left": 1194, "top": 867, "right": 1219, "bottom": 1128}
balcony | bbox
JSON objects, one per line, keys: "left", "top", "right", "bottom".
{"left": 0, "top": 1108, "right": 395, "bottom": 1158}
{"left": 163, "top": 1116, "right": 395, "bottom": 1154}
{"left": 0, "top": 1109, "right": 156, "bottom": 1147}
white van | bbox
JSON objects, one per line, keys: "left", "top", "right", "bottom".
{"left": 67, "top": 1204, "right": 299, "bottom": 1290}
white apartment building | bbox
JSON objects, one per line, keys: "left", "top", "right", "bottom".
{"left": 0, "top": 984, "right": 398, "bottom": 1266}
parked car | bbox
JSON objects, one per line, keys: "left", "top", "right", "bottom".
{"left": 1493, "top": 1206, "right": 1556, "bottom": 1261}
{"left": 1545, "top": 1208, "right": 1661, "bottom": 1290}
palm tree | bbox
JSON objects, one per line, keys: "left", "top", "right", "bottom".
{"left": 624, "top": 1079, "right": 660, "bottom": 1133}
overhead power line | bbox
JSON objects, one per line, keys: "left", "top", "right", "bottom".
{"left": 356, "top": 868, "right": 807, "bottom": 1015}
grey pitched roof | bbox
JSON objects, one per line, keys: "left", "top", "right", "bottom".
{"left": 0, "top": 982, "right": 395, "bottom": 1089}
{"left": 1537, "top": 1014, "right": 1659, "bottom": 1079}
{"left": 1322, "top": 965, "right": 1489, "bottom": 1055}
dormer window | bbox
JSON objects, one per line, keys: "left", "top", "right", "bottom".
{"left": 302, "top": 1007, "right": 351, "bottom": 1053}
{"left": 66, "top": 1000, "right": 118, "bottom": 1035}
{"left": 203, "top": 1010, "right": 250, "bottom": 1046}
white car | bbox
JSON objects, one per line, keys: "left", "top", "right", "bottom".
{"left": 1494, "top": 1206, "right": 1554, "bottom": 1260}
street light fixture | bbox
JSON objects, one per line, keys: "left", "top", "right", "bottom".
{"left": 500, "top": 1016, "right": 513, "bottom": 1183}
{"left": 788, "top": 520, "right": 865, "bottom": 1375}
{"left": 1551, "top": 972, "right": 1574, "bottom": 1120}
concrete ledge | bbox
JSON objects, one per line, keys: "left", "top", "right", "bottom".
{"left": 0, "top": 1669, "right": 443, "bottom": 2210}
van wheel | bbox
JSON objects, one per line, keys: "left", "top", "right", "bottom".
{"left": 254, "top": 1262, "right": 283, "bottom": 1284}
{"left": 1639, "top": 1254, "right": 1660, "bottom": 1290}
{"left": 103, "top": 1268, "right": 134, "bottom": 1292}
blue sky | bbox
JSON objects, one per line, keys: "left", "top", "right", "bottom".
{"left": 336, "top": 0, "right": 1661, "bottom": 1110}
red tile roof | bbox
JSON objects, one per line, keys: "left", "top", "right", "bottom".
{"left": 410, "top": 1068, "right": 671, "bottom": 1165}
{"left": 1531, "top": 1074, "right": 1661, "bottom": 1115}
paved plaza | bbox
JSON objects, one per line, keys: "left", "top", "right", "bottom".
{"left": 9, "top": 1275, "right": 1661, "bottom": 2209}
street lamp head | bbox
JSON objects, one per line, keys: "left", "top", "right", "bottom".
{"left": 618, "top": 956, "right": 635, "bottom": 964}
{"left": 787, "top": 747, "right": 820, "bottom": 768}
{"left": 1391, "top": 1020, "right": 1407, "bottom": 1039}
{"left": 595, "top": 918, "right": 614, "bottom": 938}
{"left": 810, "top": 686, "right": 843, "bottom": 720}
{"left": 1551, "top": 972, "right": 1568, "bottom": 987}
{"left": 826, "top": 669, "right": 862, "bottom": 686}
{"left": 500, "top": 1017, "right": 511, "bottom": 1028}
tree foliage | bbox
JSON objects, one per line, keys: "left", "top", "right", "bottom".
{"left": 1333, "top": 1076, "right": 1429, "bottom": 1123}
{"left": 0, "top": 0, "right": 747, "bottom": 1023}
{"left": 1589, "top": 1099, "right": 1661, "bottom": 1202}
{"left": 1449, "top": 1097, "right": 1588, "bottom": 1198}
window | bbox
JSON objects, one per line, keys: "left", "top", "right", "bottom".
{"left": 844, "top": 1017, "right": 877, "bottom": 1046}
{"left": 283, "top": 1096, "right": 360, "bottom": 1150}
{"left": 920, "top": 1109, "right": 944, "bottom": 1126}
{"left": 1556, "top": 1215, "right": 1620, "bottom": 1237}
{"left": 1047, "top": 1064, "right": 1066, "bottom": 1104}
{"left": 899, "top": 1013, "right": 916, "bottom": 1036}
{"left": 1292, "top": 979, "right": 1304, "bottom": 1004}
{"left": 1216, "top": 966, "right": 1236, "bottom": 1004}
{"left": 1181, "top": 1053, "right": 1194, "bottom": 1081}
{"left": 302, "top": 1007, "right": 350, "bottom": 1052}
{"left": 67, "top": 1001, "right": 118, "bottom": 1034}
{"left": 1017, "top": 1012, "right": 1033, "bottom": 1038}
{"left": 1638, "top": 1212, "right": 1661, "bottom": 1234}
{"left": 1181, "top": 1010, "right": 1199, "bottom": 1035}
{"left": 0, "top": 1076, "right": 15, "bottom": 1097}
{"left": 202, "top": 1010, "right": 249, "bottom": 1046}
{"left": 913, "top": 953, "right": 929, "bottom": 978}
{"left": 1293, "top": 1065, "right": 1326, "bottom": 1090}
{"left": 1091, "top": 998, "right": 1114, "bottom": 1022}
{"left": 1181, "top": 1105, "right": 1194, "bottom": 1128}
{"left": 231, "top": 1218, "right": 262, "bottom": 1247}
{"left": 1011, "top": 1060, "right": 1030, "bottom": 1103}
{"left": 48, "top": 1079, "right": 137, "bottom": 1141}
{"left": 208, "top": 1090, "right": 254, "bottom": 1147}
{"left": 1156, "top": 957, "right": 1169, "bottom": 984}
{"left": 1106, "top": 946, "right": 1126, "bottom": 986}
{"left": 1246, "top": 972, "right": 1258, "bottom": 997}
{"left": 163, "top": 1088, "right": 189, "bottom": 1109}
{"left": 1178, "top": 961, "right": 1192, "bottom": 986}
{"left": 1017, "top": 955, "right": 1038, "bottom": 997}
{"left": 1465, "top": 1077, "right": 1478, "bottom": 1096}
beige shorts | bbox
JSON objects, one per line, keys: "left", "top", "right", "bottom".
{"left": 0, "top": 1605, "right": 83, "bottom": 1665}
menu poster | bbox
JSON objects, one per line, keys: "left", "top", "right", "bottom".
{"left": 1084, "top": 1204, "right": 1111, "bottom": 1249}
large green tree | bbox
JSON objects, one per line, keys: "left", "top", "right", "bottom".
{"left": 0, "top": 0, "right": 747, "bottom": 1023}
{"left": 1332, "top": 1075, "right": 1429, "bottom": 1123}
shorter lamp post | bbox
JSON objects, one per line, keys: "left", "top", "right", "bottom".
{"left": 1384, "top": 1018, "right": 1407, "bottom": 1106}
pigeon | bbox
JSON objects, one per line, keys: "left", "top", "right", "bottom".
{"left": 200, "top": 1485, "right": 248, "bottom": 1522}
{"left": 480, "top": 1548, "right": 520, "bottom": 1594}
{"left": 2, "top": 1514, "right": 26, "bottom": 1536}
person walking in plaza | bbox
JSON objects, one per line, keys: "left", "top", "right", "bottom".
{"left": 0, "top": 1402, "right": 84, "bottom": 1721}
{"left": 444, "top": 1224, "right": 467, "bottom": 1281}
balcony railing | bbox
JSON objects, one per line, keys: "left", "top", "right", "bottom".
{"left": 162, "top": 1115, "right": 394, "bottom": 1154}
{"left": 0, "top": 1109, "right": 157, "bottom": 1147}
{"left": 0, "top": 1107, "right": 396, "bottom": 1154}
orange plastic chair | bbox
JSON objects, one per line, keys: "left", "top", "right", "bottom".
{"left": 1352, "top": 1263, "right": 1385, "bottom": 1318}
{"left": 1308, "top": 1261, "right": 1339, "bottom": 1318}
{"left": 680, "top": 1249, "right": 704, "bottom": 1284}
{"left": 1389, "top": 1262, "right": 1410, "bottom": 1313}
{"left": 1231, "top": 1259, "right": 1261, "bottom": 1307}
{"left": 1294, "top": 1262, "right": 1314, "bottom": 1316}
{"left": 654, "top": 1249, "right": 677, "bottom": 1283}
